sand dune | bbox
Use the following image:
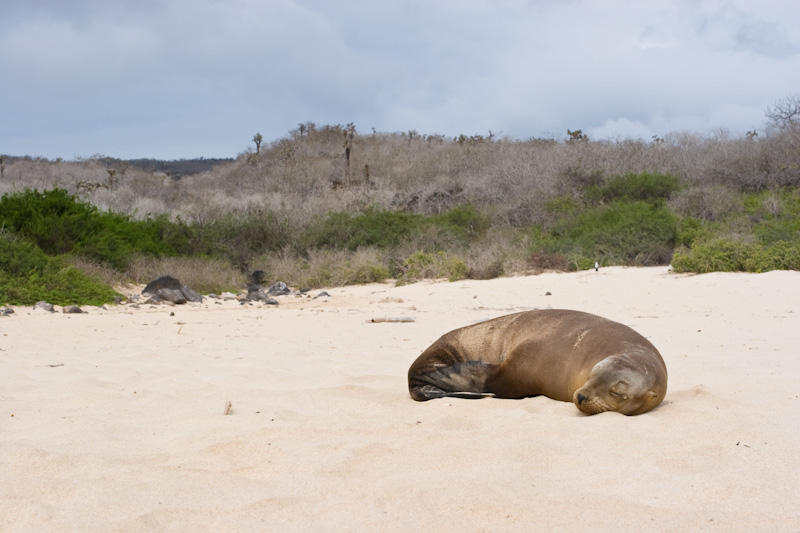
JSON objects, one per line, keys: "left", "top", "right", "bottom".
{"left": 1, "top": 267, "right": 798, "bottom": 531}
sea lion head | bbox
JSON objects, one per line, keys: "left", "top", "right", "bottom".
{"left": 572, "top": 353, "right": 666, "bottom": 416}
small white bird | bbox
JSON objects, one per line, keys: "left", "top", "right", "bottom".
{"left": 594, "top": 261, "right": 599, "bottom": 272}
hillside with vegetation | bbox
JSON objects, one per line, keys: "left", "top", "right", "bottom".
{"left": 1, "top": 96, "right": 798, "bottom": 305}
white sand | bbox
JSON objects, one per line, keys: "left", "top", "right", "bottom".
{"left": 1, "top": 267, "right": 798, "bottom": 531}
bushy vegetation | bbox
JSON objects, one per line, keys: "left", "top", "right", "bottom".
{"left": 0, "top": 188, "right": 177, "bottom": 270}
{"left": 1, "top": 108, "right": 798, "bottom": 304}
{"left": 0, "top": 233, "right": 119, "bottom": 306}
{"left": 671, "top": 188, "right": 800, "bottom": 273}
{"left": 535, "top": 200, "right": 678, "bottom": 269}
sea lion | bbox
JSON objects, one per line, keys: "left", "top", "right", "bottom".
{"left": 407, "top": 309, "right": 667, "bottom": 415}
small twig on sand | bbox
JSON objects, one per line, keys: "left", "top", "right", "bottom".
{"left": 367, "top": 317, "right": 415, "bottom": 323}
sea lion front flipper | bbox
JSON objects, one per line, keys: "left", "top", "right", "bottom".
{"left": 409, "top": 361, "right": 499, "bottom": 401}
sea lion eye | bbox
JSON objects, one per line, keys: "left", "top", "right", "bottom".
{"left": 610, "top": 390, "right": 628, "bottom": 400}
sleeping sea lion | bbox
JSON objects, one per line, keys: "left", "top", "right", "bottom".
{"left": 408, "top": 309, "right": 667, "bottom": 415}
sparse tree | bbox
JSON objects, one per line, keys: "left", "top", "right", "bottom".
{"left": 106, "top": 169, "right": 117, "bottom": 189}
{"left": 253, "top": 132, "right": 263, "bottom": 154}
{"left": 0, "top": 155, "right": 6, "bottom": 180}
{"left": 567, "top": 129, "right": 588, "bottom": 143}
{"left": 343, "top": 122, "right": 356, "bottom": 182}
{"left": 765, "top": 94, "right": 800, "bottom": 131}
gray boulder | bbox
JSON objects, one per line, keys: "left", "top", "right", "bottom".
{"left": 181, "top": 285, "right": 203, "bottom": 303}
{"left": 247, "top": 287, "right": 278, "bottom": 305}
{"left": 33, "top": 301, "right": 54, "bottom": 312}
{"left": 267, "top": 281, "right": 290, "bottom": 296}
{"left": 156, "top": 288, "right": 187, "bottom": 304}
{"left": 143, "top": 275, "right": 181, "bottom": 295}
{"left": 63, "top": 305, "right": 86, "bottom": 314}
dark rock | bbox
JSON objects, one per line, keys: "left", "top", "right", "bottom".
{"left": 247, "top": 288, "right": 278, "bottom": 305}
{"left": 181, "top": 285, "right": 203, "bottom": 303}
{"left": 0, "top": 308, "right": 14, "bottom": 316}
{"left": 250, "top": 270, "right": 266, "bottom": 285}
{"left": 113, "top": 295, "right": 124, "bottom": 304}
{"left": 156, "top": 288, "right": 187, "bottom": 304}
{"left": 33, "top": 301, "right": 54, "bottom": 312}
{"left": 143, "top": 275, "right": 181, "bottom": 295}
{"left": 313, "top": 291, "right": 332, "bottom": 299}
{"left": 63, "top": 305, "right": 86, "bottom": 314}
{"left": 267, "top": 281, "right": 290, "bottom": 296}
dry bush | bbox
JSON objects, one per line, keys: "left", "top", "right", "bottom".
{"left": 460, "top": 229, "right": 524, "bottom": 279}
{"left": 125, "top": 256, "right": 246, "bottom": 294}
{"left": 251, "top": 247, "right": 389, "bottom": 289}
{"left": 4, "top": 125, "right": 798, "bottom": 229}
{"left": 669, "top": 185, "right": 741, "bottom": 221}
{"left": 65, "top": 255, "right": 127, "bottom": 287}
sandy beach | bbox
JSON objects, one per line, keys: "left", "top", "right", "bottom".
{"left": 1, "top": 266, "right": 798, "bottom": 531}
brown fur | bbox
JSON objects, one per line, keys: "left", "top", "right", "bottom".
{"left": 407, "top": 309, "right": 667, "bottom": 415}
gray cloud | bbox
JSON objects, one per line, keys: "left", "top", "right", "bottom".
{"left": 1, "top": 0, "right": 798, "bottom": 158}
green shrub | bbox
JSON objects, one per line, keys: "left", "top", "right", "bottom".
{"left": 587, "top": 172, "right": 682, "bottom": 203}
{"left": 544, "top": 196, "right": 581, "bottom": 214}
{"left": 301, "top": 208, "right": 421, "bottom": 251}
{"left": 0, "top": 188, "right": 177, "bottom": 270}
{"left": 0, "top": 235, "right": 119, "bottom": 306}
{"left": 676, "top": 217, "right": 713, "bottom": 248}
{"left": 299, "top": 205, "right": 489, "bottom": 253}
{"left": 193, "top": 208, "right": 294, "bottom": 266}
{"left": 431, "top": 204, "right": 491, "bottom": 240}
{"left": 395, "top": 251, "right": 469, "bottom": 285}
{"left": 744, "top": 241, "right": 800, "bottom": 271}
{"left": 672, "top": 239, "right": 800, "bottom": 273}
{"left": 537, "top": 200, "right": 678, "bottom": 267}
{"left": 755, "top": 217, "right": 800, "bottom": 245}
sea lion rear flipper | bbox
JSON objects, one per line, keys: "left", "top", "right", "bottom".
{"left": 409, "top": 361, "right": 499, "bottom": 401}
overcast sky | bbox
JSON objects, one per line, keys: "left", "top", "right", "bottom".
{"left": 2, "top": 0, "right": 798, "bottom": 160}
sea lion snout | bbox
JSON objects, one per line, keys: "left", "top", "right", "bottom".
{"left": 572, "top": 389, "right": 611, "bottom": 414}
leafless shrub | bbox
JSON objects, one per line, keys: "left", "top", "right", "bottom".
{"left": 669, "top": 185, "right": 742, "bottom": 221}
{"left": 527, "top": 251, "right": 571, "bottom": 273}
{"left": 3, "top": 122, "right": 798, "bottom": 228}
{"left": 765, "top": 94, "right": 800, "bottom": 132}
{"left": 251, "top": 247, "right": 388, "bottom": 288}
{"left": 66, "top": 256, "right": 127, "bottom": 287}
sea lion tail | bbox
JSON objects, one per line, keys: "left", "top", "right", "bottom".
{"left": 409, "top": 361, "right": 498, "bottom": 401}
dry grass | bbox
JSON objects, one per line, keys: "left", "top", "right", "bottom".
{"left": 65, "top": 256, "right": 127, "bottom": 287}
{"left": 125, "top": 256, "right": 246, "bottom": 294}
{"left": 250, "top": 247, "right": 390, "bottom": 289}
